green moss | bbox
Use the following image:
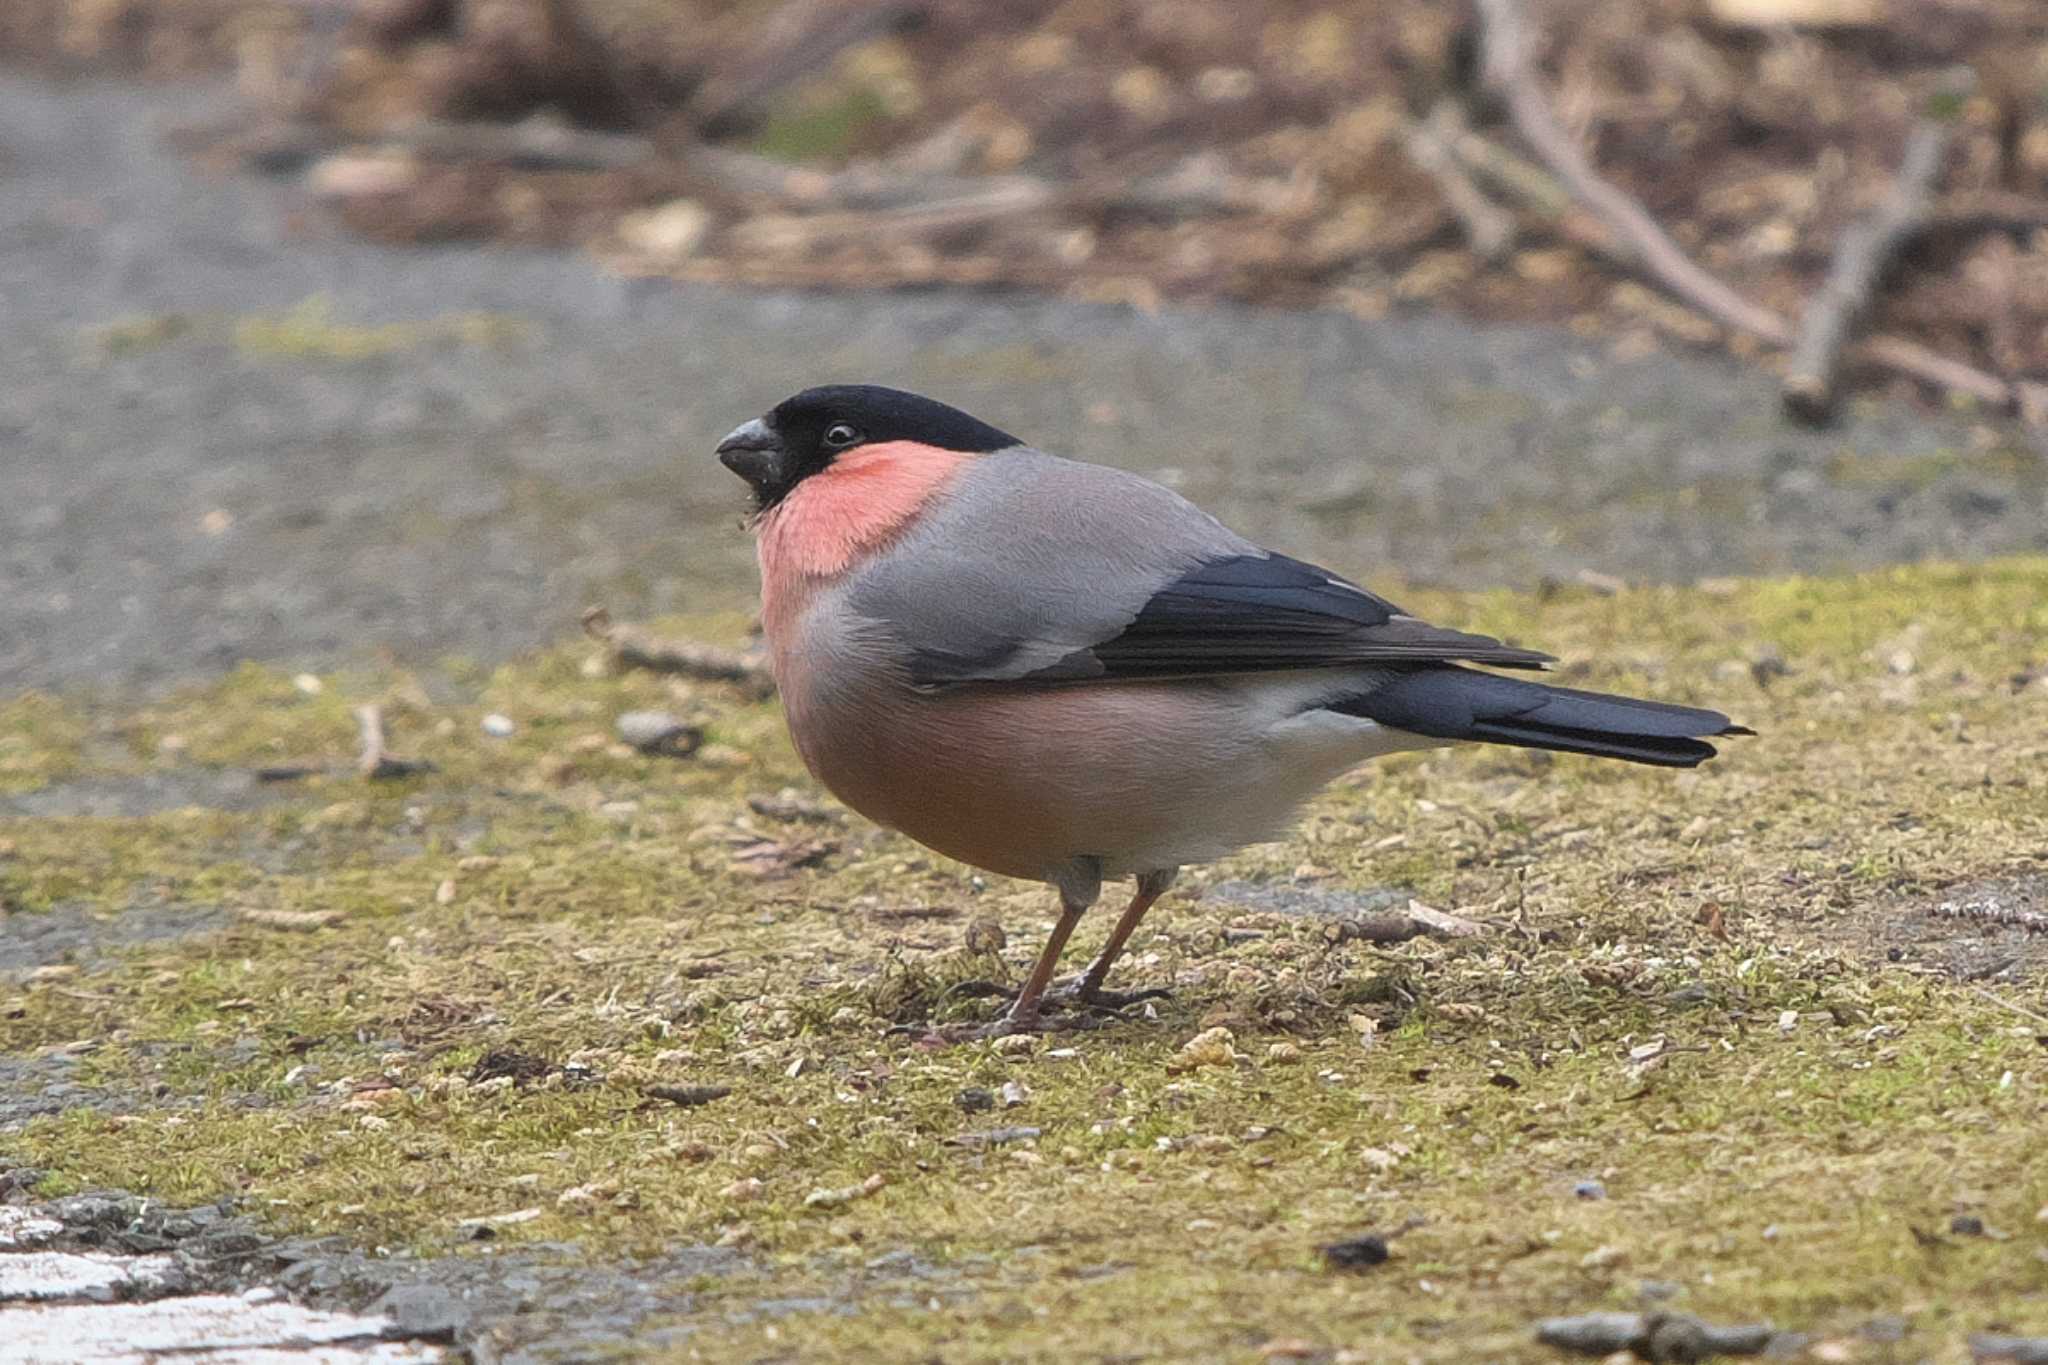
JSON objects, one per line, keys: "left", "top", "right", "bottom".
{"left": 1822, "top": 445, "right": 2047, "bottom": 494}
{"left": 231, "top": 296, "right": 536, "bottom": 360}
{"left": 5, "top": 560, "right": 2048, "bottom": 1359}
{"left": 752, "top": 86, "right": 891, "bottom": 163}
{"left": 0, "top": 692, "right": 90, "bottom": 795}
{"left": 85, "top": 312, "right": 193, "bottom": 355}
{"left": 79, "top": 297, "right": 537, "bottom": 364}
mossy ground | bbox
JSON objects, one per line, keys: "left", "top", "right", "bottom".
{"left": 3, "top": 561, "right": 2046, "bottom": 1362}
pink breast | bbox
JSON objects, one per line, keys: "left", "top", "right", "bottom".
{"left": 756, "top": 440, "right": 972, "bottom": 637}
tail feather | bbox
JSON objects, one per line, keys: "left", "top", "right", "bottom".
{"left": 1333, "top": 667, "right": 1751, "bottom": 769}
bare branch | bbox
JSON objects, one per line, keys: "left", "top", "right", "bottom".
{"left": 1470, "top": 0, "right": 2030, "bottom": 419}
{"left": 1475, "top": 0, "right": 1789, "bottom": 343}
{"left": 582, "top": 607, "right": 776, "bottom": 698}
{"left": 1402, "top": 100, "right": 1515, "bottom": 262}
{"left": 1784, "top": 77, "right": 1970, "bottom": 421}
{"left": 355, "top": 704, "right": 434, "bottom": 780}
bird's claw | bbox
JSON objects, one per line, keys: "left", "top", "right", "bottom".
{"left": 1045, "top": 979, "right": 1172, "bottom": 1014}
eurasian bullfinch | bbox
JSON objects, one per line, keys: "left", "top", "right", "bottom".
{"left": 718, "top": 385, "right": 1748, "bottom": 1037}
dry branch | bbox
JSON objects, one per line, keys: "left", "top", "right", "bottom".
{"left": 223, "top": 116, "right": 658, "bottom": 177}
{"left": 1962, "top": 982, "right": 2048, "bottom": 1029}
{"left": 1784, "top": 83, "right": 1967, "bottom": 421}
{"left": 1475, "top": 0, "right": 1788, "bottom": 342}
{"left": 1402, "top": 100, "right": 1515, "bottom": 262}
{"left": 1473, "top": 0, "right": 2030, "bottom": 420}
{"left": 582, "top": 606, "right": 776, "bottom": 697}
{"left": 730, "top": 178, "right": 1055, "bottom": 252}
{"left": 355, "top": 703, "right": 434, "bottom": 780}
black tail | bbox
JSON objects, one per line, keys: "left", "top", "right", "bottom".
{"left": 1333, "top": 666, "right": 1751, "bottom": 768}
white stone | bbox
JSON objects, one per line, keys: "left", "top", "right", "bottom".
{"left": 0, "top": 1210, "right": 63, "bottom": 1249}
{"left": 0, "top": 1251, "right": 176, "bottom": 1302}
{"left": 0, "top": 1295, "right": 441, "bottom": 1361}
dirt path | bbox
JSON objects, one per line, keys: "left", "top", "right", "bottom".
{"left": 4, "top": 73, "right": 2044, "bottom": 696}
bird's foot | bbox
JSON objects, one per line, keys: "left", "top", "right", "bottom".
{"left": 1045, "top": 978, "right": 1171, "bottom": 1014}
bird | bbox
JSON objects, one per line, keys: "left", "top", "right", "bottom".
{"left": 717, "top": 384, "right": 1748, "bottom": 1038}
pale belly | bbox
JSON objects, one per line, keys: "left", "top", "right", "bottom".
{"left": 780, "top": 669, "right": 1433, "bottom": 883}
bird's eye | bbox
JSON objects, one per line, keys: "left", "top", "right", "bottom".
{"left": 823, "top": 423, "right": 861, "bottom": 449}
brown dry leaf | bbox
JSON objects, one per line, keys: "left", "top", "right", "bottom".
{"left": 727, "top": 833, "right": 836, "bottom": 879}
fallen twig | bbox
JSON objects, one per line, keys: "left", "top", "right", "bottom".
{"left": 1784, "top": 77, "right": 1971, "bottom": 421}
{"left": 730, "top": 178, "right": 1056, "bottom": 253}
{"left": 1473, "top": 0, "right": 2027, "bottom": 417}
{"left": 1930, "top": 897, "right": 2048, "bottom": 935}
{"left": 1961, "top": 982, "right": 2048, "bottom": 1029}
{"left": 1535, "top": 1310, "right": 1781, "bottom": 1361}
{"left": 355, "top": 704, "right": 434, "bottom": 780}
{"left": 1403, "top": 100, "right": 1515, "bottom": 262}
{"left": 582, "top": 606, "right": 775, "bottom": 697}
{"left": 219, "top": 115, "right": 657, "bottom": 178}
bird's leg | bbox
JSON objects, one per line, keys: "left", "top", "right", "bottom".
{"left": 1055, "top": 867, "right": 1178, "bottom": 1011}
{"left": 993, "top": 897, "right": 1088, "bottom": 1034}
{"left": 949, "top": 860, "right": 1101, "bottom": 1040}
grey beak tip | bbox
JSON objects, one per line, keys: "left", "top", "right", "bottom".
{"left": 716, "top": 417, "right": 777, "bottom": 456}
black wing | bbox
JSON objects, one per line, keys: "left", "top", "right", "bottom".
{"left": 913, "top": 551, "right": 1552, "bottom": 686}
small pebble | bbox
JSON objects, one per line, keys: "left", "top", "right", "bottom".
{"left": 1572, "top": 1179, "right": 1606, "bottom": 1201}
{"left": 481, "top": 713, "right": 515, "bottom": 737}
{"left": 803, "top": 1173, "right": 887, "bottom": 1209}
{"left": 1949, "top": 1213, "right": 1986, "bottom": 1237}
{"left": 616, "top": 710, "right": 701, "bottom": 756}
{"left": 1319, "top": 1234, "right": 1390, "bottom": 1271}
{"left": 1174, "top": 1026, "right": 1236, "bottom": 1069}
{"left": 964, "top": 916, "right": 1008, "bottom": 954}
{"left": 955, "top": 1088, "right": 995, "bottom": 1113}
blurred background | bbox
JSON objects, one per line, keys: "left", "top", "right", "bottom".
{"left": 3, "top": 0, "right": 2046, "bottom": 692}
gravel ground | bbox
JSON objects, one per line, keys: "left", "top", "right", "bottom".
{"left": 4, "top": 73, "right": 2044, "bottom": 695}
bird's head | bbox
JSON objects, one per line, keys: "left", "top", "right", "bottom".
{"left": 717, "top": 385, "right": 1019, "bottom": 511}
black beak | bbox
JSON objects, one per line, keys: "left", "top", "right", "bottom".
{"left": 716, "top": 417, "right": 786, "bottom": 491}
